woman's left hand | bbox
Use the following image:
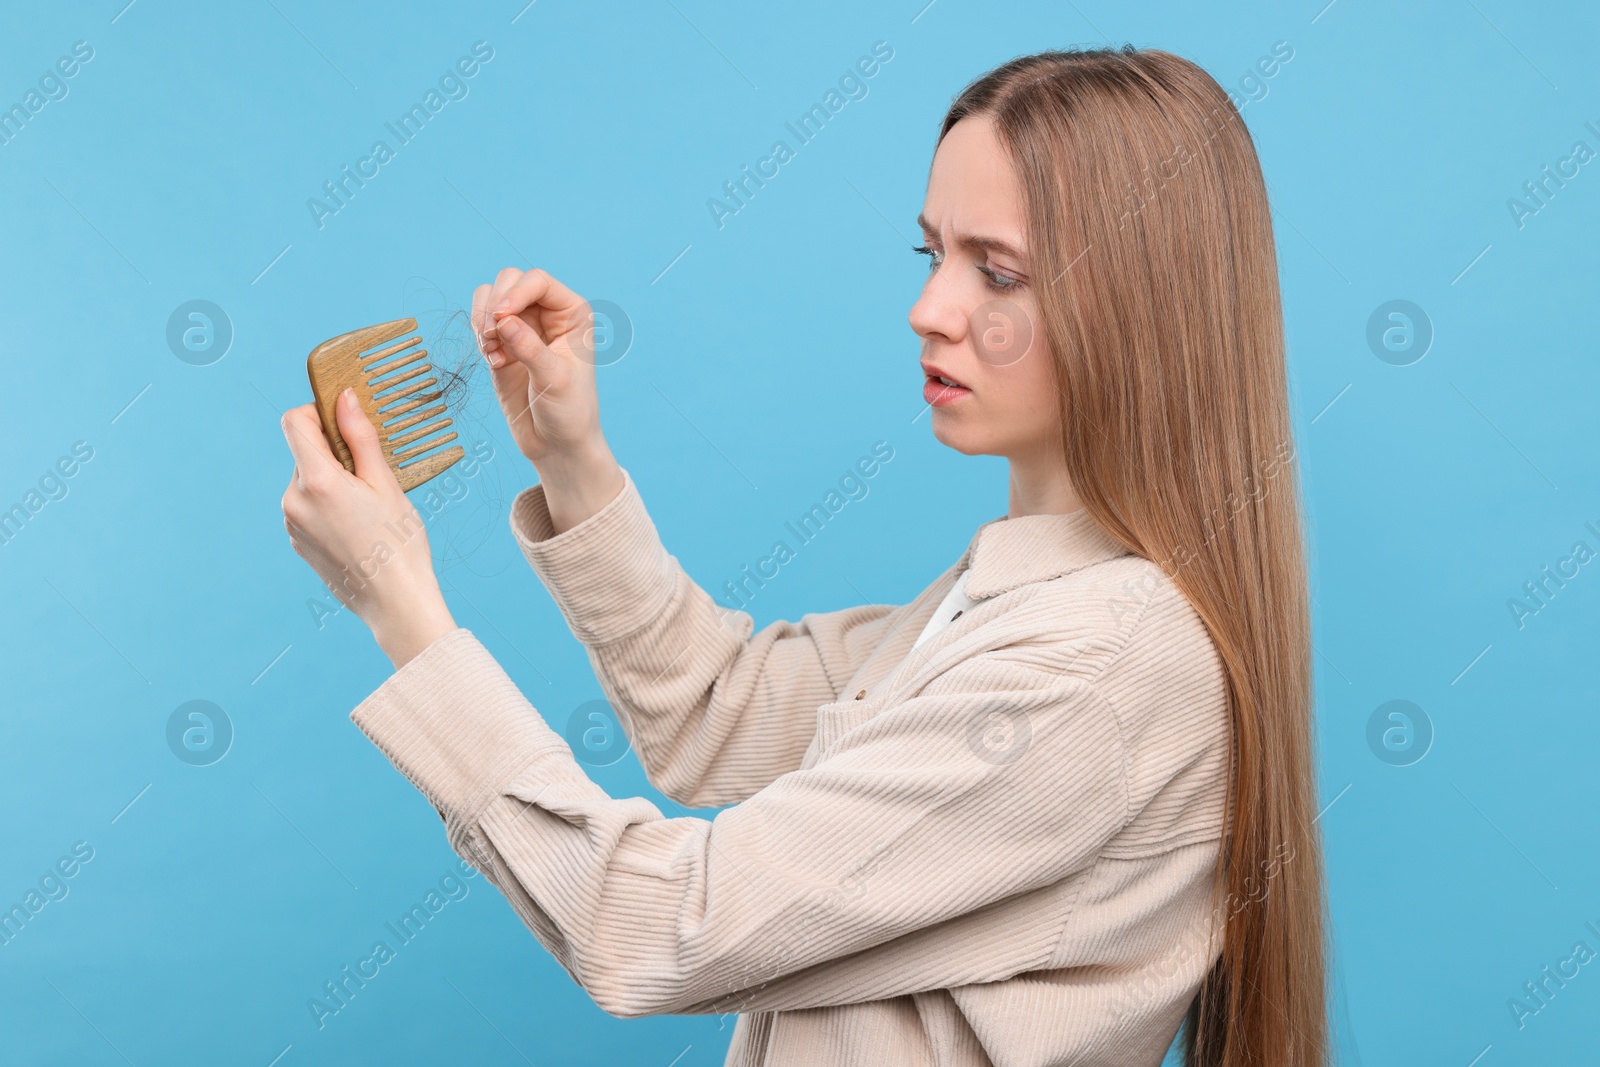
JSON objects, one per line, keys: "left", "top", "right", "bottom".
{"left": 280, "top": 388, "right": 457, "bottom": 668}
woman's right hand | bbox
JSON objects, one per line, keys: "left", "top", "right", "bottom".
{"left": 472, "top": 267, "right": 624, "bottom": 533}
{"left": 472, "top": 267, "right": 601, "bottom": 466}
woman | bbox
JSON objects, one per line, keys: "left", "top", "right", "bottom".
{"left": 280, "top": 45, "right": 1327, "bottom": 1067}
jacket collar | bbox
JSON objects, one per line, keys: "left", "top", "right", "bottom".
{"left": 844, "top": 507, "right": 1135, "bottom": 698}
{"left": 956, "top": 507, "right": 1133, "bottom": 599}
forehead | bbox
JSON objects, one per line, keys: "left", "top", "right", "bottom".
{"left": 922, "top": 114, "right": 1025, "bottom": 239}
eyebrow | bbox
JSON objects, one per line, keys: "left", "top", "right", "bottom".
{"left": 916, "top": 213, "right": 1027, "bottom": 262}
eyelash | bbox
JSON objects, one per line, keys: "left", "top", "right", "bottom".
{"left": 913, "top": 245, "right": 1022, "bottom": 293}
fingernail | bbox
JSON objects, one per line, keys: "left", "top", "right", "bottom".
{"left": 497, "top": 315, "right": 520, "bottom": 336}
{"left": 485, "top": 348, "right": 504, "bottom": 369}
{"left": 493, "top": 302, "right": 510, "bottom": 315}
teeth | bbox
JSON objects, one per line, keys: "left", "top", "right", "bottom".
{"left": 938, "top": 376, "right": 960, "bottom": 387}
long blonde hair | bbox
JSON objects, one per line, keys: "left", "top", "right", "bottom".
{"left": 939, "top": 47, "right": 1326, "bottom": 1065}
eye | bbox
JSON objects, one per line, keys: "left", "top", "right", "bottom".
{"left": 913, "top": 245, "right": 942, "bottom": 271}
{"left": 977, "top": 265, "right": 1022, "bottom": 293}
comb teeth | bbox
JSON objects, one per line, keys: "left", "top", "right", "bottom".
{"left": 361, "top": 336, "right": 460, "bottom": 470}
{"left": 305, "top": 316, "right": 466, "bottom": 492}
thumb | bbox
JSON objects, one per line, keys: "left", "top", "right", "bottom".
{"left": 335, "top": 388, "right": 392, "bottom": 488}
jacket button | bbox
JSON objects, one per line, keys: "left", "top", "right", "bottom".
{"left": 855, "top": 689, "right": 867, "bottom": 700}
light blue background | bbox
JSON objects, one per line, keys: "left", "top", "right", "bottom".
{"left": 2, "top": 1, "right": 1596, "bottom": 1064}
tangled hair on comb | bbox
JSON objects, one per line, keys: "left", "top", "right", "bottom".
{"left": 429, "top": 308, "right": 479, "bottom": 411}
{"left": 391, "top": 281, "right": 517, "bottom": 567}
{"left": 398, "top": 280, "right": 493, "bottom": 440}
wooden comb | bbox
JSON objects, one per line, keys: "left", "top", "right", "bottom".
{"left": 305, "top": 317, "right": 465, "bottom": 491}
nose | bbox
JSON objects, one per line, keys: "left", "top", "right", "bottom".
{"left": 908, "top": 273, "right": 967, "bottom": 348}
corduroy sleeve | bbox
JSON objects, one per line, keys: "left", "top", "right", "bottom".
{"left": 506, "top": 466, "right": 913, "bottom": 808}
{"left": 349, "top": 626, "right": 1131, "bottom": 1019}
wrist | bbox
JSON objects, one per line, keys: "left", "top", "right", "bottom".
{"left": 533, "top": 439, "right": 625, "bottom": 535}
{"left": 369, "top": 586, "right": 458, "bottom": 670}
{"left": 531, "top": 433, "right": 614, "bottom": 484}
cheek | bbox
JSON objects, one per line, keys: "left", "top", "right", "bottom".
{"left": 935, "top": 362, "right": 1058, "bottom": 457}
{"left": 999, "top": 345, "right": 1058, "bottom": 416}
{"left": 977, "top": 348, "right": 1059, "bottom": 445}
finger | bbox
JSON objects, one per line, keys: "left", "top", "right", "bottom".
{"left": 281, "top": 404, "right": 344, "bottom": 481}
{"left": 470, "top": 283, "right": 492, "bottom": 349}
{"left": 491, "top": 313, "right": 550, "bottom": 374}
{"left": 485, "top": 267, "right": 525, "bottom": 322}
{"left": 491, "top": 269, "right": 587, "bottom": 337}
{"left": 334, "top": 387, "right": 394, "bottom": 490}
{"left": 479, "top": 269, "right": 529, "bottom": 364}
{"left": 487, "top": 346, "right": 541, "bottom": 435}
{"left": 474, "top": 285, "right": 512, "bottom": 370}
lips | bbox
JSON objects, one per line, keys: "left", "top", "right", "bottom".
{"left": 922, "top": 376, "right": 970, "bottom": 408}
{"left": 921, "top": 362, "right": 971, "bottom": 406}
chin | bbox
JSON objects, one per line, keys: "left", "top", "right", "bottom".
{"left": 930, "top": 419, "right": 994, "bottom": 457}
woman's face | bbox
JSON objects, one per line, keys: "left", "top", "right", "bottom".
{"left": 909, "top": 114, "right": 1060, "bottom": 460}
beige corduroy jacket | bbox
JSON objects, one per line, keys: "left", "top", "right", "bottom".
{"left": 351, "top": 466, "right": 1232, "bottom": 1067}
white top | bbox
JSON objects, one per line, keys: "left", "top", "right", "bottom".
{"left": 910, "top": 567, "right": 986, "bottom": 651}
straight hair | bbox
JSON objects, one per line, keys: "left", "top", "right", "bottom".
{"left": 939, "top": 46, "right": 1327, "bottom": 1066}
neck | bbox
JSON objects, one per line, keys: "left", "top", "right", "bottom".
{"left": 1006, "top": 445, "right": 1084, "bottom": 518}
